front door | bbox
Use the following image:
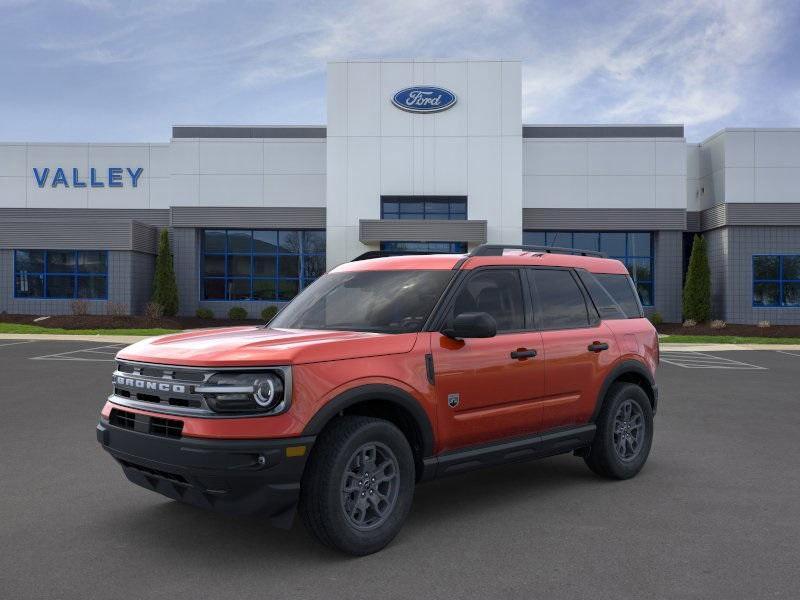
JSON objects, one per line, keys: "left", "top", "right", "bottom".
{"left": 430, "top": 268, "right": 545, "bottom": 451}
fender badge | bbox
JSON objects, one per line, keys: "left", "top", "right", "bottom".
{"left": 447, "top": 393, "right": 460, "bottom": 408}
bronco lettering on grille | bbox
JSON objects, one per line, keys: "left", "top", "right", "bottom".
{"left": 114, "top": 375, "right": 186, "bottom": 394}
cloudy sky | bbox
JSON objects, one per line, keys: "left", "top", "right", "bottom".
{"left": 1, "top": 0, "right": 798, "bottom": 142}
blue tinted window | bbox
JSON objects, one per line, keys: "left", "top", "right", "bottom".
{"left": 381, "top": 196, "right": 467, "bottom": 220}
{"left": 202, "top": 229, "right": 325, "bottom": 302}
{"left": 753, "top": 255, "right": 800, "bottom": 307}
{"left": 381, "top": 241, "right": 467, "bottom": 254}
{"left": 523, "top": 231, "right": 654, "bottom": 306}
{"left": 14, "top": 250, "right": 108, "bottom": 299}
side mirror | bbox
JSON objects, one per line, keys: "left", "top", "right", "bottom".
{"left": 442, "top": 312, "right": 497, "bottom": 339}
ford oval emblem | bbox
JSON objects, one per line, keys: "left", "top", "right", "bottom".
{"left": 392, "top": 86, "right": 457, "bottom": 113}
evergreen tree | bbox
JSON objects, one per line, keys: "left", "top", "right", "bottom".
{"left": 683, "top": 234, "right": 711, "bottom": 322}
{"left": 151, "top": 229, "right": 179, "bottom": 317}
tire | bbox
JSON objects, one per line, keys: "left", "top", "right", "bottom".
{"left": 299, "top": 416, "right": 415, "bottom": 556}
{"left": 584, "top": 382, "right": 654, "bottom": 480}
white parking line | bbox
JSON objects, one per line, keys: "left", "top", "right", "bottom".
{"left": 776, "top": 350, "right": 800, "bottom": 358}
{"left": 0, "top": 340, "right": 36, "bottom": 349}
{"left": 660, "top": 351, "right": 766, "bottom": 370}
{"left": 30, "top": 344, "right": 125, "bottom": 362}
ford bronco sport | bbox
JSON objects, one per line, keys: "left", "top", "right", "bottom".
{"left": 97, "top": 244, "right": 658, "bottom": 555}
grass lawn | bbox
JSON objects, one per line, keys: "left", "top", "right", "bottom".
{"left": 0, "top": 323, "right": 181, "bottom": 336}
{"left": 661, "top": 334, "right": 800, "bottom": 344}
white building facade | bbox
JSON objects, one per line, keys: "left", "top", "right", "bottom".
{"left": 1, "top": 59, "right": 799, "bottom": 324}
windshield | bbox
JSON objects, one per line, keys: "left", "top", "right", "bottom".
{"left": 270, "top": 270, "right": 454, "bottom": 333}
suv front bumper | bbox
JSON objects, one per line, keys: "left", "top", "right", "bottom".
{"left": 97, "top": 418, "right": 315, "bottom": 528}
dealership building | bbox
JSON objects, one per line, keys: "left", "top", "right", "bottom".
{"left": 1, "top": 59, "right": 799, "bottom": 324}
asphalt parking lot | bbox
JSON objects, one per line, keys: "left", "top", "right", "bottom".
{"left": 2, "top": 340, "right": 799, "bottom": 599}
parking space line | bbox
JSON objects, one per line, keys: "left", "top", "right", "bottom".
{"left": 660, "top": 351, "right": 766, "bottom": 370}
{"left": 30, "top": 344, "right": 125, "bottom": 362}
{"left": 0, "top": 340, "right": 36, "bottom": 349}
{"left": 776, "top": 350, "right": 800, "bottom": 358}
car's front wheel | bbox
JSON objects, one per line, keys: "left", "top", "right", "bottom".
{"left": 584, "top": 382, "right": 654, "bottom": 479}
{"left": 299, "top": 416, "right": 415, "bottom": 555}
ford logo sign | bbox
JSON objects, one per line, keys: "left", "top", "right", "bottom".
{"left": 392, "top": 86, "right": 457, "bottom": 113}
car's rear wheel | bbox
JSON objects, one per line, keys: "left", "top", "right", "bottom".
{"left": 299, "top": 416, "right": 415, "bottom": 555}
{"left": 584, "top": 382, "right": 653, "bottom": 479}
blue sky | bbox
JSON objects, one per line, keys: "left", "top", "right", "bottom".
{"left": 1, "top": 0, "right": 798, "bottom": 142}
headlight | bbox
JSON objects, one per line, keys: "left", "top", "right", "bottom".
{"left": 196, "top": 371, "right": 287, "bottom": 414}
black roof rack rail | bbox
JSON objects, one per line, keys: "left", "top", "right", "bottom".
{"left": 469, "top": 244, "right": 607, "bottom": 258}
{"left": 351, "top": 250, "right": 441, "bottom": 262}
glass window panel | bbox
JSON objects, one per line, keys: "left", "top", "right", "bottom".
{"left": 450, "top": 269, "right": 525, "bottom": 331}
{"left": 204, "top": 230, "right": 226, "bottom": 253}
{"left": 252, "top": 230, "right": 278, "bottom": 254}
{"left": 450, "top": 200, "right": 467, "bottom": 213}
{"left": 279, "top": 231, "right": 301, "bottom": 253}
{"left": 753, "top": 256, "right": 779, "bottom": 280}
{"left": 753, "top": 282, "right": 779, "bottom": 306}
{"left": 47, "top": 250, "right": 76, "bottom": 273}
{"left": 227, "top": 230, "right": 252, "bottom": 253}
{"left": 46, "top": 275, "right": 75, "bottom": 298}
{"left": 451, "top": 242, "right": 468, "bottom": 253}
{"left": 628, "top": 233, "right": 651, "bottom": 257}
{"left": 78, "top": 251, "right": 106, "bottom": 273}
{"left": 782, "top": 256, "right": 800, "bottom": 280}
{"left": 399, "top": 202, "right": 423, "bottom": 214}
{"left": 600, "top": 233, "right": 626, "bottom": 256}
{"left": 546, "top": 232, "right": 572, "bottom": 247}
{"left": 253, "top": 279, "right": 277, "bottom": 301}
{"left": 533, "top": 269, "right": 590, "bottom": 329}
{"left": 227, "top": 255, "right": 251, "bottom": 277}
{"left": 203, "top": 255, "right": 225, "bottom": 276}
{"left": 253, "top": 255, "right": 277, "bottom": 277}
{"left": 399, "top": 213, "right": 424, "bottom": 220}
{"left": 631, "top": 258, "right": 652, "bottom": 282}
{"left": 425, "top": 201, "right": 448, "bottom": 214}
{"left": 15, "top": 250, "right": 45, "bottom": 272}
{"left": 304, "top": 255, "right": 326, "bottom": 279}
{"left": 278, "top": 279, "right": 300, "bottom": 301}
{"left": 203, "top": 278, "right": 226, "bottom": 300}
{"left": 636, "top": 282, "right": 653, "bottom": 307}
{"left": 227, "top": 278, "right": 252, "bottom": 300}
{"left": 783, "top": 282, "right": 800, "bottom": 306}
{"left": 383, "top": 213, "right": 399, "bottom": 219}
{"left": 523, "top": 231, "right": 547, "bottom": 246}
{"left": 382, "top": 202, "right": 398, "bottom": 215}
{"left": 303, "top": 231, "right": 326, "bottom": 253}
{"left": 279, "top": 255, "right": 300, "bottom": 278}
{"left": 77, "top": 275, "right": 107, "bottom": 299}
{"left": 15, "top": 273, "right": 44, "bottom": 297}
{"left": 573, "top": 232, "right": 599, "bottom": 252}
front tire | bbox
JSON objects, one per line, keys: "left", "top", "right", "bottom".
{"left": 584, "top": 382, "right": 653, "bottom": 479}
{"left": 299, "top": 416, "right": 415, "bottom": 555}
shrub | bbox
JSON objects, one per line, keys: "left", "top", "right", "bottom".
{"left": 228, "top": 306, "right": 248, "bottom": 320}
{"left": 196, "top": 308, "right": 214, "bottom": 319}
{"left": 106, "top": 302, "right": 127, "bottom": 317}
{"left": 649, "top": 312, "right": 663, "bottom": 326}
{"left": 683, "top": 234, "right": 711, "bottom": 323}
{"left": 151, "top": 229, "right": 179, "bottom": 317}
{"left": 710, "top": 319, "right": 726, "bottom": 329}
{"left": 144, "top": 301, "right": 164, "bottom": 320}
{"left": 757, "top": 320, "right": 771, "bottom": 328}
{"left": 70, "top": 299, "right": 90, "bottom": 316}
{"left": 682, "top": 319, "right": 697, "bottom": 328}
{"left": 261, "top": 306, "right": 278, "bottom": 322}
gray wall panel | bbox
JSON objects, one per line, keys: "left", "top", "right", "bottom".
{"left": 523, "top": 208, "right": 686, "bottom": 231}
{"left": 172, "top": 228, "right": 199, "bottom": 317}
{"left": 170, "top": 207, "right": 326, "bottom": 229}
{"left": 0, "top": 208, "right": 169, "bottom": 227}
{"left": 359, "top": 219, "right": 488, "bottom": 243}
{"left": 173, "top": 126, "right": 326, "bottom": 139}
{"left": 523, "top": 125, "right": 684, "bottom": 138}
{"left": 686, "top": 212, "right": 701, "bottom": 232}
{"left": 650, "top": 231, "right": 683, "bottom": 323}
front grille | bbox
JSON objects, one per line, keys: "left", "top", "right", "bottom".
{"left": 108, "top": 408, "right": 184, "bottom": 439}
{"left": 112, "top": 360, "right": 213, "bottom": 415}
{"left": 149, "top": 416, "right": 183, "bottom": 439}
{"left": 109, "top": 408, "right": 136, "bottom": 430}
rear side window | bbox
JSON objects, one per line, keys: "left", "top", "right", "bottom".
{"left": 594, "top": 273, "right": 643, "bottom": 318}
{"left": 577, "top": 271, "right": 627, "bottom": 320}
{"left": 531, "top": 269, "right": 589, "bottom": 330}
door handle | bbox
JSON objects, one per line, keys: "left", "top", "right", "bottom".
{"left": 510, "top": 348, "right": 537, "bottom": 360}
{"left": 588, "top": 341, "right": 609, "bottom": 353}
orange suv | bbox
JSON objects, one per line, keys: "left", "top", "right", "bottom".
{"left": 97, "top": 244, "right": 659, "bottom": 555}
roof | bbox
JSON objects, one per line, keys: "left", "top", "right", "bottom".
{"left": 333, "top": 251, "right": 629, "bottom": 275}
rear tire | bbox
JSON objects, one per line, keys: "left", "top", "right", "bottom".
{"left": 584, "top": 382, "right": 653, "bottom": 479}
{"left": 299, "top": 416, "right": 415, "bottom": 555}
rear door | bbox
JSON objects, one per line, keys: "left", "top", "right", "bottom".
{"left": 527, "top": 268, "right": 618, "bottom": 430}
{"left": 431, "top": 267, "right": 545, "bottom": 451}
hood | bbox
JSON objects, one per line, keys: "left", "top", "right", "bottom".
{"left": 116, "top": 326, "right": 418, "bottom": 367}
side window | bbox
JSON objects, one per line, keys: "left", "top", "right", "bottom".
{"left": 594, "top": 273, "right": 643, "bottom": 318}
{"left": 448, "top": 269, "right": 525, "bottom": 332}
{"left": 577, "top": 270, "right": 627, "bottom": 320}
{"left": 532, "top": 269, "right": 590, "bottom": 330}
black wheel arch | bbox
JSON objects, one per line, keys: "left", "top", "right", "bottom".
{"left": 302, "top": 384, "right": 435, "bottom": 478}
{"left": 592, "top": 360, "right": 657, "bottom": 421}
